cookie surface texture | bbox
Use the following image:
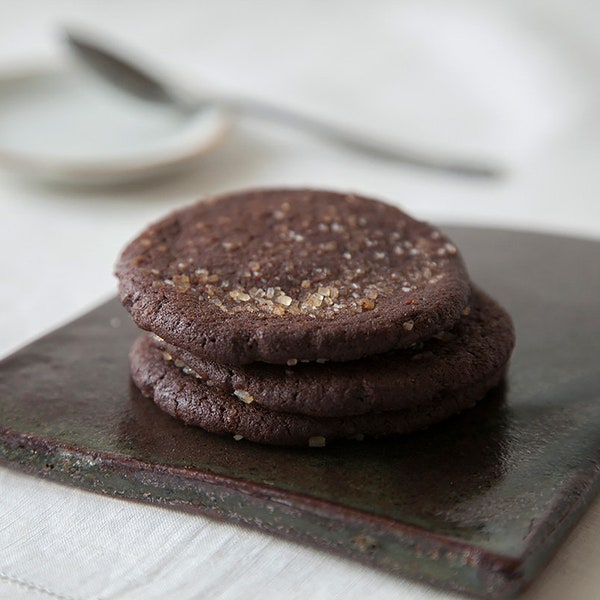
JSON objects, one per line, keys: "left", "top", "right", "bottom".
{"left": 116, "top": 189, "right": 471, "bottom": 365}
{"left": 130, "top": 334, "right": 507, "bottom": 446}
{"left": 155, "top": 288, "right": 514, "bottom": 417}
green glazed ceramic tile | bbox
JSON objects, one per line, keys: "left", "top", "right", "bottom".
{"left": 1, "top": 228, "right": 599, "bottom": 598}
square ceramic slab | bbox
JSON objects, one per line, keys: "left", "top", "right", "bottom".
{"left": 0, "top": 227, "right": 599, "bottom": 598}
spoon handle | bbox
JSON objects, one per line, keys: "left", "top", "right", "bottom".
{"left": 217, "top": 95, "right": 500, "bottom": 178}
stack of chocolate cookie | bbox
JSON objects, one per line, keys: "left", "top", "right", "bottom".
{"left": 117, "top": 189, "right": 514, "bottom": 446}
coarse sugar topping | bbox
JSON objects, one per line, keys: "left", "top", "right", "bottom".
{"left": 134, "top": 190, "right": 460, "bottom": 320}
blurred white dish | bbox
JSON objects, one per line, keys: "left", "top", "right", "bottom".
{"left": 0, "top": 65, "right": 229, "bottom": 184}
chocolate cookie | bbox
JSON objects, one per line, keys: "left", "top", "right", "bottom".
{"left": 130, "top": 334, "right": 507, "bottom": 446}
{"left": 116, "top": 189, "right": 471, "bottom": 365}
{"left": 153, "top": 288, "right": 514, "bottom": 417}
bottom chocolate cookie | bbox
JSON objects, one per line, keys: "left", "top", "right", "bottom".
{"left": 130, "top": 335, "right": 507, "bottom": 446}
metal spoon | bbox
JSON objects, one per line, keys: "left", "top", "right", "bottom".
{"left": 63, "top": 28, "right": 501, "bottom": 179}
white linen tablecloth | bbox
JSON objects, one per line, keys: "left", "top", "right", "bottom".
{"left": 1, "top": 1, "right": 599, "bottom": 598}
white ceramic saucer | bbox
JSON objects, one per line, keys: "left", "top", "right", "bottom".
{"left": 0, "top": 65, "right": 230, "bottom": 184}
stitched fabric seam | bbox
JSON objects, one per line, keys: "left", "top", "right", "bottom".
{"left": 0, "top": 571, "right": 82, "bottom": 600}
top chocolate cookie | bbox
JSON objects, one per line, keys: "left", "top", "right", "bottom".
{"left": 116, "top": 189, "right": 471, "bottom": 365}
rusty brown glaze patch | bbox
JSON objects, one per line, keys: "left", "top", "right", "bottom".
{"left": 0, "top": 228, "right": 599, "bottom": 599}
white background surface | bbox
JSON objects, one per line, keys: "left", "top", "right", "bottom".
{"left": 1, "top": 1, "right": 599, "bottom": 598}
